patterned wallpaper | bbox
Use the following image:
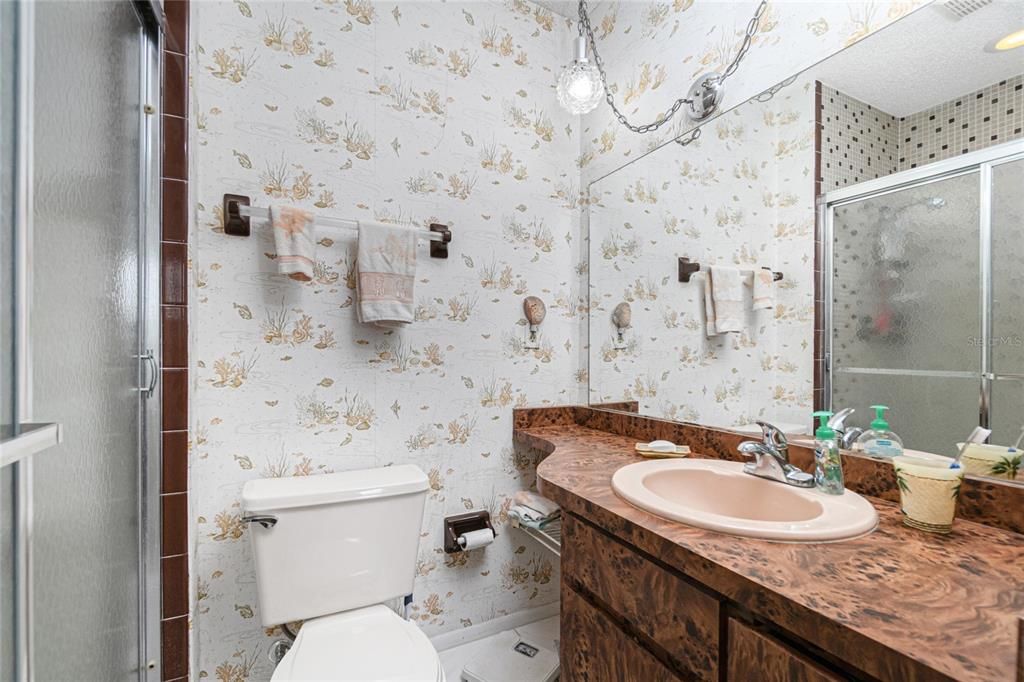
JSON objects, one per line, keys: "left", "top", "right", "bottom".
{"left": 578, "top": 1, "right": 926, "bottom": 185}
{"left": 588, "top": 76, "right": 817, "bottom": 431}
{"left": 820, "top": 75, "right": 1024, "bottom": 189}
{"left": 189, "top": 1, "right": 580, "bottom": 679}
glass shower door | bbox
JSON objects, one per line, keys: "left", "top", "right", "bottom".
{"left": 989, "top": 156, "right": 1024, "bottom": 449}
{"left": 829, "top": 171, "right": 983, "bottom": 456}
{"left": 28, "top": 2, "right": 146, "bottom": 679}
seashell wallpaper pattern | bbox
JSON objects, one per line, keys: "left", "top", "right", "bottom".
{"left": 578, "top": 0, "right": 926, "bottom": 185}
{"left": 189, "top": 1, "right": 580, "bottom": 678}
{"left": 588, "top": 75, "right": 817, "bottom": 429}
{"left": 186, "top": 1, "right": 920, "bottom": 678}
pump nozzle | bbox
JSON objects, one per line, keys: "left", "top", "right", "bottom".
{"left": 812, "top": 411, "right": 835, "bottom": 440}
{"left": 869, "top": 405, "right": 890, "bottom": 431}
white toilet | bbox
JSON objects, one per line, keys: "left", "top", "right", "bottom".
{"left": 242, "top": 464, "right": 445, "bottom": 681}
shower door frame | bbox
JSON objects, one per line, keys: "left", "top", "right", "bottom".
{"left": 3, "top": 1, "right": 165, "bottom": 680}
{"left": 822, "top": 139, "right": 1024, "bottom": 430}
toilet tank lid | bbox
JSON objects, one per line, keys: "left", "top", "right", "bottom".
{"left": 242, "top": 464, "right": 428, "bottom": 512}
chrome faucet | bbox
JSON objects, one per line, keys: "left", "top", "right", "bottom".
{"left": 828, "top": 408, "right": 863, "bottom": 449}
{"left": 738, "top": 421, "right": 814, "bottom": 488}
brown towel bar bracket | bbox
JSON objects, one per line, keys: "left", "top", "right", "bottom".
{"left": 221, "top": 193, "right": 452, "bottom": 259}
{"left": 677, "top": 256, "right": 783, "bottom": 283}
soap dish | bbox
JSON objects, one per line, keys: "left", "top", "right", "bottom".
{"left": 635, "top": 441, "right": 690, "bottom": 458}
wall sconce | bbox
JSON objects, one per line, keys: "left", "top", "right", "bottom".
{"left": 612, "top": 302, "right": 631, "bottom": 349}
{"left": 523, "top": 296, "right": 546, "bottom": 350}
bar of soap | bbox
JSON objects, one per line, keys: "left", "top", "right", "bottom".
{"left": 635, "top": 441, "right": 690, "bottom": 457}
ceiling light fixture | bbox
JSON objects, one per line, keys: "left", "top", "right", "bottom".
{"left": 556, "top": 0, "right": 768, "bottom": 134}
{"left": 994, "top": 28, "right": 1024, "bottom": 51}
{"left": 556, "top": 36, "right": 603, "bottom": 114}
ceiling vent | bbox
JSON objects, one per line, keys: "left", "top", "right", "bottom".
{"left": 940, "top": 0, "right": 993, "bottom": 19}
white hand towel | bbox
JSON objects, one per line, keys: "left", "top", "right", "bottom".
{"left": 752, "top": 268, "right": 776, "bottom": 310}
{"left": 271, "top": 205, "right": 316, "bottom": 281}
{"left": 710, "top": 265, "right": 744, "bottom": 333}
{"left": 356, "top": 221, "right": 417, "bottom": 328}
{"left": 703, "top": 271, "right": 718, "bottom": 337}
{"left": 511, "top": 490, "right": 560, "bottom": 518}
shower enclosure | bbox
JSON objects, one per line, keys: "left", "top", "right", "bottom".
{"left": 824, "top": 141, "right": 1024, "bottom": 457}
{"left": 0, "top": 1, "right": 163, "bottom": 680}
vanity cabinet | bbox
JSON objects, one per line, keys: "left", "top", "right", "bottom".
{"left": 561, "top": 514, "right": 854, "bottom": 682}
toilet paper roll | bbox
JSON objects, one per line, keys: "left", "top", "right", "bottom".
{"left": 457, "top": 528, "right": 495, "bottom": 550}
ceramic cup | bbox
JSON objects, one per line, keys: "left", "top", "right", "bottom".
{"left": 892, "top": 456, "right": 965, "bottom": 534}
{"left": 956, "top": 443, "right": 1021, "bottom": 481}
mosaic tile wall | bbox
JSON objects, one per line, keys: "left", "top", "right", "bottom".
{"left": 899, "top": 75, "right": 1024, "bottom": 170}
{"left": 820, "top": 75, "right": 1024, "bottom": 189}
{"left": 818, "top": 85, "right": 899, "bottom": 190}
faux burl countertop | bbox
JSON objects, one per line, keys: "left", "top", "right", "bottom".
{"left": 516, "top": 422, "right": 1024, "bottom": 682}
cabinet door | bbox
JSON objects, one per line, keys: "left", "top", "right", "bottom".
{"left": 727, "top": 618, "right": 842, "bottom": 682}
{"left": 561, "top": 583, "right": 681, "bottom": 682}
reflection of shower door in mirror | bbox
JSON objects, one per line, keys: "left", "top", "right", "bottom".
{"left": 824, "top": 142, "right": 1024, "bottom": 457}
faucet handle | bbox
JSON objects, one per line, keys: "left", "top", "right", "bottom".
{"left": 828, "top": 407, "right": 855, "bottom": 430}
{"left": 755, "top": 420, "right": 788, "bottom": 451}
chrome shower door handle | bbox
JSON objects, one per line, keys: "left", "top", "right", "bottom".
{"left": 138, "top": 350, "right": 158, "bottom": 397}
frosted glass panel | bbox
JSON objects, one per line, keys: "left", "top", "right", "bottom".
{"left": 1, "top": 3, "right": 19, "bottom": 678}
{"left": 30, "top": 2, "right": 143, "bottom": 680}
{"left": 991, "top": 158, "right": 1024, "bottom": 377}
{"left": 832, "top": 171, "right": 981, "bottom": 372}
{"left": 831, "top": 372, "right": 980, "bottom": 457}
{"left": 990, "top": 379, "right": 1024, "bottom": 452}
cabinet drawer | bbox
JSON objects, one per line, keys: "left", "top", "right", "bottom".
{"left": 562, "top": 514, "right": 720, "bottom": 680}
{"left": 727, "top": 618, "right": 842, "bottom": 682}
{"left": 562, "top": 583, "right": 681, "bottom": 682}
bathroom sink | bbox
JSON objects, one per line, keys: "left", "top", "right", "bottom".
{"left": 611, "top": 459, "right": 878, "bottom": 542}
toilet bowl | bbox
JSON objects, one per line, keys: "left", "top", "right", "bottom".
{"left": 272, "top": 605, "right": 444, "bottom": 681}
{"left": 242, "top": 465, "right": 443, "bottom": 681}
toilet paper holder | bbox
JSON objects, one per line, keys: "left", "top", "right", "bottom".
{"left": 443, "top": 510, "right": 497, "bottom": 553}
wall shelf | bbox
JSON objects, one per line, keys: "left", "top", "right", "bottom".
{"left": 511, "top": 517, "right": 562, "bottom": 557}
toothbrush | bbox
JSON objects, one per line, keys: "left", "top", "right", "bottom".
{"left": 1013, "top": 425, "right": 1024, "bottom": 451}
{"left": 952, "top": 426, "right": 992, "bottom": 468}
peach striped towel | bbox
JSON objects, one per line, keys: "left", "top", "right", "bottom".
{"left": 356, "top": 222, "right": 417, "bottom": 328}
{"left": 271, "top": 206, "right": 316, "bottom": 282}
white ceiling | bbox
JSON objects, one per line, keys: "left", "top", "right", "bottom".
{"left": 811, "top": 2, "right": 1024, "bottom": 117}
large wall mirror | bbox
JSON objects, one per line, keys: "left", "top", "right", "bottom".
{"left": 587, "top": 1, "right": 1023, "bottom": 483}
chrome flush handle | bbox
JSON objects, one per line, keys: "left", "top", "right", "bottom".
{"left": 242, "top": 514, "right": 278, "bottom": 529}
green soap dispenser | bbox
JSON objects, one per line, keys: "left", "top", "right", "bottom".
{"left": 812, "top": 411, "right": 844, "bottom": 494}
{"left": 855, "top": 405, "right": 904, "bottom": 458}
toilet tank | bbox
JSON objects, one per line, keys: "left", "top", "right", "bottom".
{"left": 242, "top": 464, "right": 428, "bottom": 627}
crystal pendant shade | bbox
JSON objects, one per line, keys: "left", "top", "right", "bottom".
{"left": 556, "top": 37, "right": 603, "bottom": 115}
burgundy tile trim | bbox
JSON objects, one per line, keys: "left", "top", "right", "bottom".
{"left": 162, "top": 114, "right": 187, "bottom": 181}
{"left": 161, "top": 431, "right": 188, "bottom": 494}
{"left": 161, "top": 305, "right": 188, "bottom": 369}
{"left": 161, "top": 369, "right": 188, "bottom": 431}
{"left": 161, "top": 493, "right": 188, "bottom": 558}
{"left": 162, "top": 554, "right": 188, "bottom": 619}
{"left": 163, "top": 0, "right": 189, "bottom": 57}
{"left": 162, "top": 52, "right": 187, "bottom": 119}
{"left": 161, "top": 179, "right": 188, "bottom": 243}
{"left": 160, "top": 615, "right": 189, "bottom": 681}
{"left": 161, "top": 242, "right": 188, "bottom": 306}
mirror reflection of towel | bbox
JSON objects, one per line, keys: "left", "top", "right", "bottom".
{"left": 752, "top": 269, "right": 776, "bottom": 310}
{"left": 708, "top": 266, "right": 744, "bottom": 334}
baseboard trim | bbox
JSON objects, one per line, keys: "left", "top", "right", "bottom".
{"left": 430, "top": 601, "right": 560, "bottom": 652}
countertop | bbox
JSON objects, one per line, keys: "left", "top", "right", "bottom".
{"left": 518, "top": 423, "right": 1024, "bottom": 682}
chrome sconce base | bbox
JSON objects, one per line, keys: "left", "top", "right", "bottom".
{"left": 685, "top": 72, "right": 725, "bottom": 122}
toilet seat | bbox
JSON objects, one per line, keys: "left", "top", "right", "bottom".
{"left": 271, "top": 604, "right": 445, "bottom": 682}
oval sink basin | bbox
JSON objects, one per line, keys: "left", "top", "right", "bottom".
{"left": 612, "top": 459, "right": 878, "bottom": 542}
